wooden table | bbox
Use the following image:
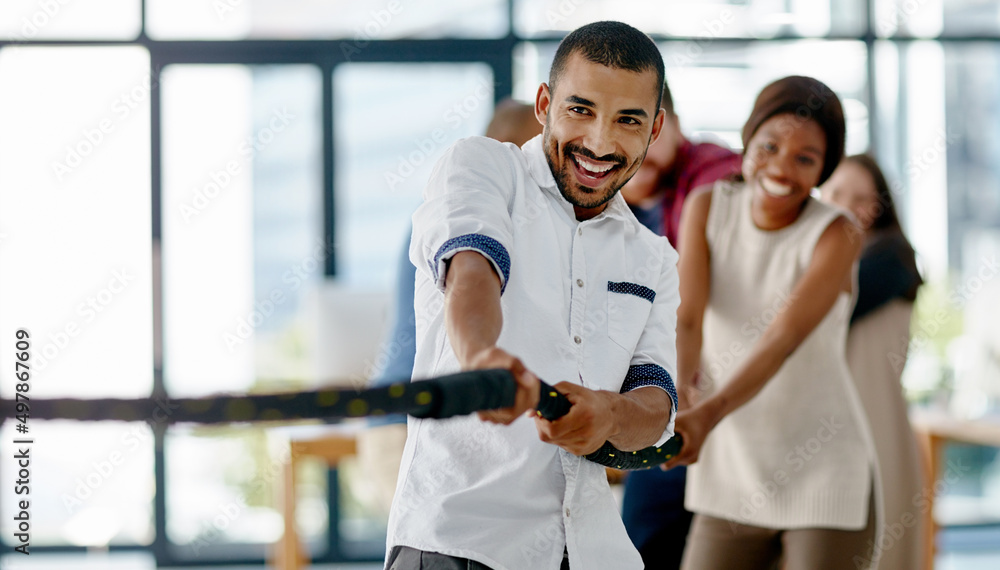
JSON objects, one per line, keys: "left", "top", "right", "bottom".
{"left": 910, "top": 409, "right": 1000, "bottom": 570}
{"left": 272, "top": 426, "right": 360, "bottom": 570}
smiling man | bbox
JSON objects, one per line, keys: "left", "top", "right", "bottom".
{"left": 385, "top": 21, "right": 680, "bottom": 570}
{"left": 540, "top": 43, "right": 663, "bottom": 219}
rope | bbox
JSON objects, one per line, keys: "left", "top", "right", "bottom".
{"left": 1, "top": 369, "right": 681, "bottom": 469}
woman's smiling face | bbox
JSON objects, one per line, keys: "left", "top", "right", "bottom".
{"left": 742, "top": 113, "right": 827, "bottom": 229}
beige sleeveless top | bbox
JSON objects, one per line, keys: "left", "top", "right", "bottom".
{"left": 685, "top": 180, "right": 876, "bottom": 530}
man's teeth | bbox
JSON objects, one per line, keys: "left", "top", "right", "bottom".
{"left": 575, "top": 156, "right": 614, "bottom": 174}
{"left": 761, "top": 178, "right": 792, "bottom": 196}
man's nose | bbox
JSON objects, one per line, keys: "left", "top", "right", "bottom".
{"left": 580, "top": 120, "right": 616, "bottom": 160}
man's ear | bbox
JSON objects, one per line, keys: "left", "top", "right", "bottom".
{"left": 534, "top": 83, "right": 551, "bottom": 127}
{"left": 648, "top": 107, "right": 667, "bottom": 147}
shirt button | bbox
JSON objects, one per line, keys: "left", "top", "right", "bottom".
{"left": 573, "top": 336, "right": 582, "bottom": 344}
{"left": 576, "top": 279, "right": 584, "bottom": 287}
{"left": 565, "top": 508, "right": 571, "bottom": 517}
{"left": 577, "top": 228, "right": 582, "bottom": 235}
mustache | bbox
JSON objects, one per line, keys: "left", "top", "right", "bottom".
{"left": 564, "top": 143, "right": 626, "bottom": 167}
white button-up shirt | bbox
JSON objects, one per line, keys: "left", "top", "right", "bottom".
{"left": 387, "top": 134, "right": 679, "bottom": 570}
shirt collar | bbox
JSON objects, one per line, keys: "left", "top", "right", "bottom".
{"left": 522, "top": 134, "right": 630, "bottom": 224}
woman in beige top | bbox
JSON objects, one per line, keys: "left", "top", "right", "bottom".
{"left": 664, "top": 76, "right": 879, "bottom": 570}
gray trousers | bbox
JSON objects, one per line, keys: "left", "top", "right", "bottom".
{"left": 387, "top": 545, "right": 570, "bottom": 570}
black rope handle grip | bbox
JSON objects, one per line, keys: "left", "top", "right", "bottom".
{"left": 0, "top": 369, "right": 681, "bottom": 469}
{"left": 535, "top": 379, "right": 683, "bottom": 470}
{"left": 0, "top": 368, "right": 517, "bottom": 425}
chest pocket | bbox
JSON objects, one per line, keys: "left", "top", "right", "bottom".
{"left": 607, "top": 281, "right": 655, "bottom": 353}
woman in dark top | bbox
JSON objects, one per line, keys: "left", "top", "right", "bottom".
{"left": 823, "top": 154, "right": 922, "bottom": 322}
{"left": 820, "top": 154, "right": 925, "bottom": 569}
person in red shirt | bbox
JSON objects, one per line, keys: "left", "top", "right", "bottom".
{"left": 620, "top": 82, "right": 742, "bottom": 247}
{"left": 620, "top": 81, "right": 741, "bottom": 570}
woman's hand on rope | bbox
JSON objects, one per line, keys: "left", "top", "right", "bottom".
{"left": 661, "top": 401, "right": 717, "bottom": 471}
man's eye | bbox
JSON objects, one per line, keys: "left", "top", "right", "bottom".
{"left": 619, "top": 117, "right": 640, "bottom": 125}
{"left": 569, "top": 106, "right": 590, "bottom": 115}
{"left": 797, "top": 155, "right": 816, "bottom": 166}
{"left": 763, "top": 142, "right": 777, "bottom": 153}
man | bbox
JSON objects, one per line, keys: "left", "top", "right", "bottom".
{"left": 618, "top": 82, "right": 741, "bottom": 569}
{"left": 386, "top": 21, "right": 680, "bottom": 570}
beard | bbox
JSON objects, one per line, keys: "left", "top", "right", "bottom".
{"left": 542, "top": 130, "right": 644, "bottom": 211}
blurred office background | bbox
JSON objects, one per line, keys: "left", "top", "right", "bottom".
{"left": 0, "top": 0, "right": 998, "bottom": 568}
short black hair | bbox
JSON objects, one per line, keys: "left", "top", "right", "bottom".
{"left": 549, "top": 21, "right": 664, "bottom": 111}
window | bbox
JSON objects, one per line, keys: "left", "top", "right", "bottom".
{"left": 0, "top": 0, "right": 140, "bottom": 40}
{"left": 4, "top": 0, "right": 999, "bottom": 564}
{"left": 0, "top": 45, "right": 153, "bottom": 548}
{"left": 147, "top": 0, "right": 508, "bottom": 40}
{"left": 161, "top": 64, "right": 323, "bottom": 397}
{"left": 334, "top": 63, "right": 494, "bottom": 288}
{"left": 515, "top": 0, "right": 866, "bottom": 38}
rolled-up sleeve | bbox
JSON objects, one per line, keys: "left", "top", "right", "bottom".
{"left": 622, "top": 243, "right": 680, "bottom": 446}
{"left": 410, "top": 137, "right": 517, "bottom": 294}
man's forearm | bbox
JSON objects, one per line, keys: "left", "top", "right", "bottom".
{"left": 444, "top": 251, "right": 503, "bottom": 367}
{"left": 445, "top": 251, "right": 540, "bottom": 424}
{"left": 605, "top": 387, "right": 673, "bottom": 451}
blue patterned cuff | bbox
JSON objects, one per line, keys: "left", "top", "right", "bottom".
{"left": 608, "top": 281, "right": 655, "bottom": 303}
{"left": 433, "top": 233, "right": 511, "bottom": 294}
{"left": 621, "top": 363, "right": 677, "bottom": 412}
